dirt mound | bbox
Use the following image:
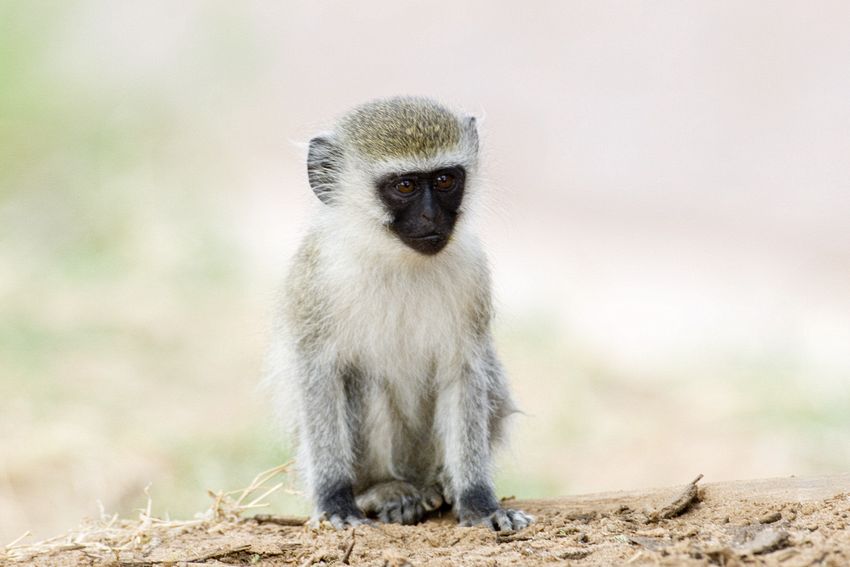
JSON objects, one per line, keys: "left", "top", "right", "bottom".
{"left": 5, "top": 474, "right": 850, "bottom": 566}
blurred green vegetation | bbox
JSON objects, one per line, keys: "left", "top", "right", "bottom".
{"left": 0, "top": 3, "right": 301, "bottom": 539}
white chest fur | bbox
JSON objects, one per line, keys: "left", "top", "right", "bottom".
{"left": 320, "top": 240, "right": 475, "bottom": 384}
{"left": 315, "top": 236, "right": 487, "bottom": 482}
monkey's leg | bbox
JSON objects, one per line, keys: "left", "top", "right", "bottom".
{"left": 298, "top": 360, "right": 368, "bottom": 529}
{"left": 355, "top": 480, "right": 443, "bottom": 525}
{"left": 438, "top": 359, "right": 533, "bottom": 532}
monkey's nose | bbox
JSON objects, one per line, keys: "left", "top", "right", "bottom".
{"left": 420, "top": 192, "right": 437, "bottom": 221}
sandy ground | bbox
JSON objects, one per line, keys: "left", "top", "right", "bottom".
{"left": 8, "top": 474, "right": 850, "bottom": 566}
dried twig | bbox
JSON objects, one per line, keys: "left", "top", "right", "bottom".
{"left": 646, "top": 474, "right": 704, "bottom": 523}
{"left": 496, "top": 532, "right": 533, "bottom": 543}
{"left": 341, "top": 528, "right": 356, "bottom": 564}
{"left": 4, "top": 531, "right": 32, "bottom": 550}
{"left": 121, "top": 544, "right": 252, "bottom": 565}
{"left": 252, "top": 514, "right": 309, "bottom": 526}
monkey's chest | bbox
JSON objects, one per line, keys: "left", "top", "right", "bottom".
{"left": 332, "top": 282, "right": 464, "bottom": 381}
{"left": 328, "top": 270, "right": 466, "bottom": 483}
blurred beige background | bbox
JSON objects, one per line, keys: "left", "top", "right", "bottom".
{"left": 2, "top": 0, "right": 849, "bottom": 542}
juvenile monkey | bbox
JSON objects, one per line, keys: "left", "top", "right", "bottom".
{"left": 268, "top": 97, "right": 531, "bottom": 531}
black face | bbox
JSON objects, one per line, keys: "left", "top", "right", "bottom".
{"left": 376, "top": 166, "right": 466, "bottom": 255}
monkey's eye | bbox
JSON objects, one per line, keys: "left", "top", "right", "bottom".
{"left": 435, "top": 173, "right": 455, "bottom": 191}
{"left": 395, "top": 179, "right": 415, "bottom": 194}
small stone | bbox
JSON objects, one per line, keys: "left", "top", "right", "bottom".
{"left": 636, "top": 528, "right": 667, "bottom": 538}
{"left": 759, "top": 511, "right": 782, "bottom": 524}
{"left": 382, "top": 555, "right": 413, "bottom": 567}
{"left": 560, "top": 548, "right": 592, "bottom": 560}
{"left": 737, "top": 528, "right": 789, "bottom": 555}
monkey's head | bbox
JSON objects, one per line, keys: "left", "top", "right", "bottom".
{"left": 307, "top": 97, "right": 479, "bottom": 256}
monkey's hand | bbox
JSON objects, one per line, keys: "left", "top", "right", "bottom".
{"left": 315, "top": 484, "right": 371, "bottom": 529}
{"left": 315, "top": 507, "right": 370, "bottom": 530}
{"left": 320, "top": 510, "right": 370, "bottom": 530}
{"left": 459, "top": 507, "right": 534, "bottom": 532}
{"left": 456, "top": 486, "right": 533, "bottom": 531}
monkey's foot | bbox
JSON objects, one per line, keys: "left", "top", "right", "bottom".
{"left": 460, "top": 508, "right": 534, "bottom": 532}
{"left": 310, "top": 511, "right": 371, "bottom": 530}
{"left": 355, "top": 481, "right": 442, "bottom": 525}
{"left": 312, "top": 484, "right": 371, "bottom": 530}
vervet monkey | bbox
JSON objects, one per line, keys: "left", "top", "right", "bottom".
{"left": 269, "top": 97, "right": 531, "bottom": 531}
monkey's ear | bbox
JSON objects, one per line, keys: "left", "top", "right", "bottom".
{"left": 464, "top": 116, "right": 479, "bottom": 154}
{"left": 307, "top": 136, "right": 343, "bottom": 204}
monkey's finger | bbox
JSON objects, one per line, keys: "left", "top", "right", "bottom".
{"left": 355, "top": 517, "right": 374, "bottom": 528}
{"left": 492, "top": 510, "right": 514, "bottom": 532}
{"left": 442, "top": 491, "right": 454, "bottom": 506}
{"left": 400, "top": 494, "right": 418, "bottom": 509}
{"left": 379, "top": 502, "right": 404, "bottom": 524}
{"left": 328, "top": 514, "right": 347, "bottom": 529}
{"left": 328, "top": 514, "right": 371, "bottom": 529}
{"left": 421, "top": 487, "right": 444, "bottom": 511}
{"left": 506, "top": 509, "right": 533, "bottom": 530}
{"left": 354, "top": 496, "right": 374, "bottom": 515}
{"left": 400, "top": 500, "right": 424, "bottom": 525}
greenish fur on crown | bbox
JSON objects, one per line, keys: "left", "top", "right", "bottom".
{"left": 340, "top": 96, "right": 463, "bottom": 160}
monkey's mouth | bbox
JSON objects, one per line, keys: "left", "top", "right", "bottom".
{"left": 408, "top": 233, "right": 445, "bottom": 242}
{"left": 400, "top": 232, "right": 450, "bottom": 255}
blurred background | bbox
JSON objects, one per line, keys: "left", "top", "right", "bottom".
{"left": 2, "top": 0, "right": 849, "bottom": 542}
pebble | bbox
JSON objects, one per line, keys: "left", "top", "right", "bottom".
{"left": 759, "top": 511, "right": 782, "bottom": 524}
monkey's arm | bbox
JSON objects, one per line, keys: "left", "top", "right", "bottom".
{"left": 296, "top": 357, "right": 367, "bottom": 528}
{"left": 437, "top": 347, "right": 532, "bottom": 531}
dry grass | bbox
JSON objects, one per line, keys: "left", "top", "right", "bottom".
{"left": 1, "top": 462, "right": 294, "bottom": 564}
